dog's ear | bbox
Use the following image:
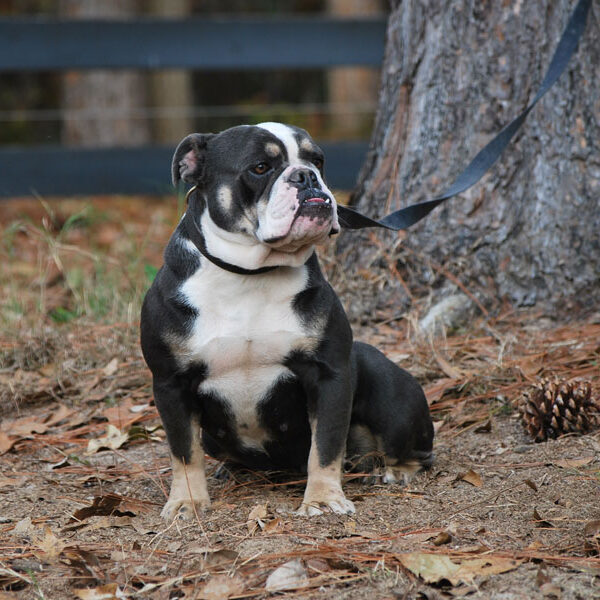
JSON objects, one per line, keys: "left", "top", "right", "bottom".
{"left": 171, "top": 133, "right": 215, "bottom": 186}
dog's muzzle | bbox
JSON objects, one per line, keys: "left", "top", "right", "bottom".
{"left": 286, "top": 167, "right": 334, "bottom": 217}
{"left": 257, "top": 164, "right": 339, "bottom": 246}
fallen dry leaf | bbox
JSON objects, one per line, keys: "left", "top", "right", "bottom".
{"left": 9, "top": 415, "right": 49, "bottom": 437}
{"left": 265, "top": 559, "right": 309, "bottom": 592}
{"left": 74, "top": 515, "right": 135, "bottom": 533}
{"left": 518, "top": 354, "right": 545, "bottom": 377}
{"left": 0, "top": 431, "right": 15, "bottom": 455}
{"left": 584, "top": 520, "right": 600, "bottom": 537}
{"left": 432, "top": 531, "right": 453, "bottom": 546}
{"left": 458, "top": 469, "right": 483, "bottom": 487}
{"left": 474, "top": 419, "right": 492, "bottom": 433}
{"left": 101, "top": 397, "right": 149, "bottom": 428}
{"left": 63, "top": 547, "right": 113, "bottom": 583}
{"left": 553, "top": 456, "right": 594, "bottom": 469}
{"left": 536, "top": 565, "right": 551, "bottom": 587}
{"left": 0, "top": 473, "right": 24, "bottom": 488}
{"left": 198, "top": 574, "right": 245, "bottom": 600}
{"left": 397, "top": 552, "right": 523, "bottom": 585}
{"left": 127, "top": 423, "right": 164, "bottom": 442}
{"left": 69, "top": 495, "right": 134, "bottom": 523}
{"left": 447, "top": 584, "right": 478, "bottom": 597}
{"left": 102, "top": 357, "right": 119, "bottom": 377}
{"left": 183, "top": 545, "right": 239, "bottom": 569}
{"left": 86, "top": 424, "right": 129, "bottom": 454}
{"left": 33, "top": 527, "right": 66, "bottom": 562}
{"left": 533, "top": 509, "right": 554, "bottom": 529}
{"left": 74, "top": 583, "right": 123, "bottom": 599}
{"left": 424, "top": 378, "right": 457, "bottom": 405}
{"left": 247, "top": 502, "right": 268, "bottom": 535}
{"left": 131, "top": 521, "right": 158, "bottom": 536}
{"left": 13, "top": 516, "right": 34, "bottom": 536}
{"left": 306, "top": 558, "right": 331, "bottom": 574}
{"left": 403, "top": 532, "right": 439, "bottom": 544}
{"left": 540, "top": 581, "right": 562, "bottom": 597}
{"left": 537, "top": 564, "right": 565, "bottom": 596}
{"left": 398, "top": 553, "right": 459, "bottom": 584}
{"left": 202, "top": 549, "right": 239, "bottom": 569}
{"left": 263, "top": 517, "right": 283, "bottom": 533}
{"left": 44, "top": 403, "right": 76, "bottom": 427}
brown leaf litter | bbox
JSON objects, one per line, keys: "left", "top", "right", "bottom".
{"left": 1, "top": 198, "right": 599, "bottom": 598}
{"left": 1, "top": 312, "right": 599, "bottom": 599}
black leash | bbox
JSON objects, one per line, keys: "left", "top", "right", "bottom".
{"left": 336, "top": 0, "right": 592, "bottom": 232}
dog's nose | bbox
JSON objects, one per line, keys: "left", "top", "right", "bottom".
{"left": 287, "top": 168, "right": 320, "bottom": 190}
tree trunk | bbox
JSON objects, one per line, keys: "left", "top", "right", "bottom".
{"left": 60, "top": 0, "right": 150, "bottom": 147}
{"left": 326, "top": 0, "right": 383, "bottom": 138}
{"left": 148, "top": 0, "right": 193, "bottom": 144}
{"left": 337, "top": 0, "right": 599, "bottom": 323}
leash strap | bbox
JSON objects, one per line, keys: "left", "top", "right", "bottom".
{"left": 336, "top": 0, "right": 592, "bottom": 232}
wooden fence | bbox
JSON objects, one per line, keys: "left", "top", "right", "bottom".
{"left": 0, "top": 16, "right": 386, "bottom": 197}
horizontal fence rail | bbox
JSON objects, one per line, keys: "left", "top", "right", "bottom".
{"left": 0, "top": 142, "right": 369, "bottom": 196}
{"left": 0, "top": 16, "right": 384, "bottom": 196}
{"left": 0, "top": 17, "right": 386, "bottom": 71}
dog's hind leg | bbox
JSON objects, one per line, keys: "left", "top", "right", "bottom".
{"left": 349, "top": 341, "right": 434, "bottom": 485}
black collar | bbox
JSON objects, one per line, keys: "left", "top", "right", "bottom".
{"left": 182, "top": 187, "right": 278, "bottom": 276}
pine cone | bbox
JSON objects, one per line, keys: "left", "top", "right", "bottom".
{"left": 519, "top": 378, "right": 600, "bottom": 442}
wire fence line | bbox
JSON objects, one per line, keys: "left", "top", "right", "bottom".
{"left": 0, "top": 102, "right": 378, "bottom": 124}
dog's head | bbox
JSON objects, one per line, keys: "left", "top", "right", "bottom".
{"left": 172, "top": 122, "right": 339, "bottom": 269}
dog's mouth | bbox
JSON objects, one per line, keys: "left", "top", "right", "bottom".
{"left": 296, "top": 189, "right": 333, "bottom": 217}
{"left": 261, "top": 190, "right": 335, "bottom": 245}
{"left": 297, "top": 189, "right": 332, "bottom": 207}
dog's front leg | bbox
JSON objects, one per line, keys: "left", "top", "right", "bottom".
{"left": 153, "top": 378, "right": 211, "bottom": 521}
{"left": 297, "top": 370, "right": 355, "bottom": 516}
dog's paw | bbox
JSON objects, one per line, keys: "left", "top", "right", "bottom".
{"left": 295, "top": 495, "right": 355, "bottom": 517}
{"left": 382, "top": 467, "right": 408, "bottom": 485}
{"left": 160, "top": 497, "right": 211, "bottom": 522}
{"left": 381, "top": 461, "right": 422, "bottom": 485}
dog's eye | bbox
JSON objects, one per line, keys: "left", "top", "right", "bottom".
{"left": 252, "top": 162, "right": 270, "bottom": 175}
{"left": 312, "top": 158, "right": 324, "bottom": 170}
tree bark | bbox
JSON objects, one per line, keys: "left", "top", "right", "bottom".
{"left": 338, "top": 0, "right": 599, "bottom": 322}
{"left": 326, "top": 0, "right": 383, "bottom": 138}
{"left": 148, "top": 0, "right": 193, "bottom": 144}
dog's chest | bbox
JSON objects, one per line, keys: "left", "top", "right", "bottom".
{"left": 178, "top": 263, "right": 315, "bottom": 447}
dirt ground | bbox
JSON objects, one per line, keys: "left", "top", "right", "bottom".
{"left": 1, "top": 198, "right": 599, "bottom": 599}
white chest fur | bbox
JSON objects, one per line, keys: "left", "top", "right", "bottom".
{"left": 178, "top": 261, "right": 316, "bottom": 449}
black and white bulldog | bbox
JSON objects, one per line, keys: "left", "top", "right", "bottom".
{"left": 141, "top": 122, "right": 434, "bottom": 520}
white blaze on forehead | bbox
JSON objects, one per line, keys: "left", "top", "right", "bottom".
{"left": 256, "top": 122, "right": 300, "bottom": 163}
{"left": 254, "top": 122, "right": 339, "bottom": 252}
